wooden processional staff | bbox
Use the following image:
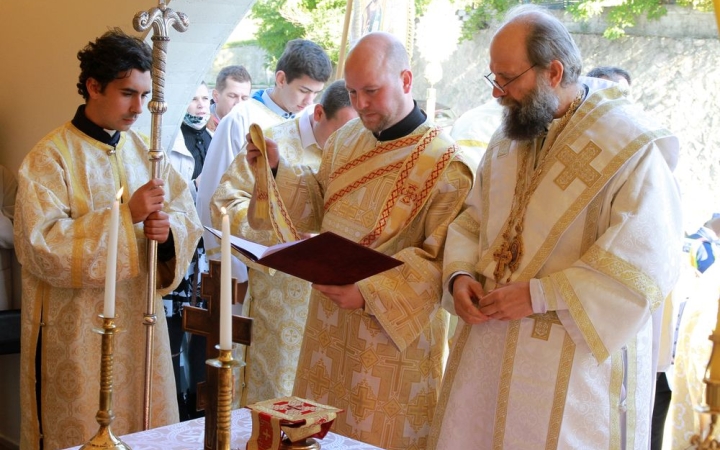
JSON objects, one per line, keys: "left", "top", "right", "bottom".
{"left": 335, "top": 0, "right": 354, "bottom": 81}
{"left": 132, "top": 0, "right": 189, "bottom": 430}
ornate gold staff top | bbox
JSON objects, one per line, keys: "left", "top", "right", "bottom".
{"left": 132, "top": 0, "right": 189, "bottom": 431}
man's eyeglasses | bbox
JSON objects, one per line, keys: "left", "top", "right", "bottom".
{"left": 483, "top": 64, "right": 537, "bottom": 94}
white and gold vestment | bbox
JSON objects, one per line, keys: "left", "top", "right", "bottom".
{"left": 429, "top": 84, "right": 682, "bottom": 449}
{"left": 212, "top": 112, "right": 320, "bottom": 404}
{"left": 250, "top": 117, "right": 473, "bottom": 449}
{"left": 197, "top": 99, "right": 285, "bottom": 282}
{"left": 15, "top": 123, "right": 201, "bottom": 450}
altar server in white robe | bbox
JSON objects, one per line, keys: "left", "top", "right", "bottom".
{"left": 14, "top": 30, "right": 201, "bottom": 450}
{"left": 196, "top": 39, "right": 331, "bottom": 287}
{"left": 429, "top": 5, "right": 682, "bottom": 449}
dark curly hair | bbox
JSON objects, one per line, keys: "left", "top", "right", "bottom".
{"left": 76, "top": 29, "right": 152, "bottom": 100}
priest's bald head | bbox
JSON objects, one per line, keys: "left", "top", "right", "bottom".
{"left": 488, "top": 5, "right": 584, "bottom": 141}
{"left": 344, "top": 32, "right": 414, "bottom": 134}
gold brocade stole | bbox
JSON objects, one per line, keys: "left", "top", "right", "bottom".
{"left": 325, "top": 127, "right": 458, "bottom": 248}
{"left": 249, "top": 123, "right": 301, "bottom": 243}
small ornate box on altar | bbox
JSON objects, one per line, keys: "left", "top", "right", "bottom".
{"left": 245, "top": 396, "right": 344, "bottom": 450}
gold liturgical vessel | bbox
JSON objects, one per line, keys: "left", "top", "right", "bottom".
{"left": 80, "top": 316, "right": 130, "bottom": 450}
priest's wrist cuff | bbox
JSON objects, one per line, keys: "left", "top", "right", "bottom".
{"left": 448, "top": 272, "right": 472, "bottom": 295}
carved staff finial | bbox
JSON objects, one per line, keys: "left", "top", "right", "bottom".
{"left": 133, "top": 3, "right": 189, "bottom": 156}
{"left": 132, "top": 1, "right": 189, "bottom": 431}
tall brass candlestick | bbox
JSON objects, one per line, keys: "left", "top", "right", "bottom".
{"left": 207, "top": 348, "right": 241, "bottom": 450}
{"left": 690, "top": 14, "right": 719, "bottom": 448}
{"left": 132, "top": 0, "right": 188, "bottom": 430}
{"left": 80, "top": 317, "right": 130, "bottom": 450}
{"left": 689, "top": 295, "right": 720, "bottom": 449}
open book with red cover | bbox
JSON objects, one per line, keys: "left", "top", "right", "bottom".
{"left": 205, "top": 226, "right": 403, "bottom": 285}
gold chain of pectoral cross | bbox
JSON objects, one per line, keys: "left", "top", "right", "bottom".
{"left": 492, "top": 88, "right": 585, "bottom": 283}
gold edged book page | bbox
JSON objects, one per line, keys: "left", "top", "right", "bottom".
{"left": 204, "top": 226, "right": 403, "bottom": 285}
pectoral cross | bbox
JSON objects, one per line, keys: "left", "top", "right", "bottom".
{"left": 494, "top": 233, "right": 526, "bottom": 282}
{"left": 554, "top": 142, "right": 602, "bottom": 190}
{"left": 182, "top": 260, "right": 250, "bottom": 450}
{"left": 507, "top": 235, "right": 524, "bottom": 273}
{"left": 493, "top": 241, "right": 514, "bottom": 282}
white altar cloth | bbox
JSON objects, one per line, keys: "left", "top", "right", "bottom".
{"left": 63, "top": 407, "right": 382, "bottom": 450}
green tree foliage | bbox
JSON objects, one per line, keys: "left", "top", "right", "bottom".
{"left": 456, "top": 0, "right": 511, "bottom": 41}
{"left": 249, "top": 0, "right": 433, "bottom": 68}
{"left": 456, "top": 0, "right": 714, "bottom": 40}
{"left": 415, "top": 0, "right": 434, "bottom": 15}
{"left": 568, "top": 0, "right": 668, "bottom": 39}
{"left": 250, "top": 0, "right": 318, "bottom": 67}
{"left": 675, "top": 0, "right": 714, "bottom": 11}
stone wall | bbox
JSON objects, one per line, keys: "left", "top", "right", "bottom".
{"left": 411, "top": 7, "right": 720, "bottom": 232}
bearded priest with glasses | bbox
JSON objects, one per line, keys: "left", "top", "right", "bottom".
{"left": 429, "top": 5, "right": 682, "bottom": 450}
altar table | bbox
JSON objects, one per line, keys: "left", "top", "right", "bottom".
{"left": 64, "top": 407, "right": 382, "bottom": 450}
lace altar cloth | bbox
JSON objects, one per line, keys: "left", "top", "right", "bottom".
{"left": 63, "top": 407, "right": 381, "bottom": 450}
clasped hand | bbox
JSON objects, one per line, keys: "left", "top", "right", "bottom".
{"left": 452, "top": 275, "right": 533, "bottom": 324}
{"left": 128, "top": 178, "right": 170, "bottom": 243}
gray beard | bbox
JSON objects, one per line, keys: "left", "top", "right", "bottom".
{"left": 500, "top": 81, "right": 559, "bottom": 142}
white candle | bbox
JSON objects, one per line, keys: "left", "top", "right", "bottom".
{"left": 220, "top": 207, "right": 232, "bottom": 350}
{"left": 104, "top": 187, "right": 123, "bottom": 318}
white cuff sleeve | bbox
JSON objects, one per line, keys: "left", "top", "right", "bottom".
{"left": 529, "top": 278, "right": 547, "bottom": 314}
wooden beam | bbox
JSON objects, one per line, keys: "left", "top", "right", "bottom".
{"left": 335, "top": 0, "right": 355, "bottom": 80}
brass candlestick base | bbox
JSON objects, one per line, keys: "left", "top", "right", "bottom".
{"left": 279, "top": 437, "right": 321, "bottom": 450}
{"left": 207, "top": 348, "right": 241, "bottom": 450}
{"left": 79, "top": 427, "right": 131, "bottom": 450}
{"left": 690, "top": 379, "right": 720, "bottom": 449}
{"left": 689, "top": 405, "right": 720, "bottom": 449}
{"left": 80, "top": 316, "right": 130, "bottom": 450}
